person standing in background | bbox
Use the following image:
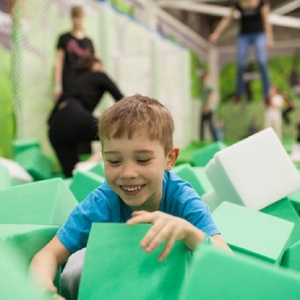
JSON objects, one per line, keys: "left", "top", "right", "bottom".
{"left": 52, "top": 5, "right": 94, "bottom": 100}
{"left": 264, "top": 84, "right": 284, "bottom": 140}
{"left": 209, "top": 0, "right": 273, "bottom": 105}
{"left": 199, "top": 72, "right": 218, "bottom": 142}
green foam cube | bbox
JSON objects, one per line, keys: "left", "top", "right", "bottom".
{"left": 70, "top": 171, "right": 105, "bottom": 202}
{"left": 0, "top": 224, "right": 58, "bottom": 266}
{"left": 0, "top": 178, "right": 77, "bottom": 225}
{"left": 261, "top": 198, "right": 300, "bottom": 247}
{"left": 212, "top": 202, "right": 294, "bottom": 264}
{"left": 0, "top": 165, "right": 11, "bottom": 190}
{"left": 281, "top": 240, "right": 300, "bottom": 273}
{"left": 78, "top": 223, "right": 191, "bottom": 300}
{"left": 0, "top": 241, "right": 51, "bottom": 300}
{"left": 192, "top": 141, "right": 226, "bottom": 167}
{"left": 14, "top": 147, "right": 53, "bottom": 180}
{"left": 12, "top": 138, "right": 40, "bottom": 156}
{"left": 89, "top": 160, "right": 105, "bottom": 177}
{"left": 180, "top": 245, "right": 300, "bottom": 300}
{"left": 172, "top": 164, "right": 211, "bottom": 196}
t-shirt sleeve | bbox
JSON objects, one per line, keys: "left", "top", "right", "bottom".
{"left": 56, "top": 34, "right": 64, "bottom": 50}
{"left": 56, "top": 189, "right": 111, "bottom": 253}
{"left": 182, "top": 190, "right": 220, "bottom": 236}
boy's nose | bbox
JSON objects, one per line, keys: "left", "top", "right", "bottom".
{"left": 119, "top": 161, "right": 138, "bottom": 178}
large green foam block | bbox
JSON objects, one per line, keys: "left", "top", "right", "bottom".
{"left": 192, "top": 141, "right": 226, "bottom": 167}
{"left": 89, "top": 160, "right": 105, "bottom": 177}
{"left": 12, "top": 138, "right": 41, "bottom": 156}
{"left": 172, "top": 164, "right": 211, "bottom": 196}
{"left": 70, "top": 171, "right": 105, "bottom": 202}
{"left": 0, "top": 178, "right": 77, "bottom": 225}
{"left": 14, "top": 147, "right": 53, "bottom": 180}
{"left": 212, "top": 202, "right": 294, "bottom": 264}
{"left": 0, "top": 165, "right": 11, "bottom": 189}
{"left": 0, "top": 241, "right": 51, "bottom": 300}
{"left": 180, "top": 245, "right": 300, "bottom": 300}
{"left": 261, "top": 198, "right": 300, "bottom": 247}
{"left": 78, "top": 223, "right": 191, "bottom": 300}
{"left": 0, "top": 224, "right": 58, "bottom": 266}
{"left": 281, "top": 240, "right": 300, "bottom": 273}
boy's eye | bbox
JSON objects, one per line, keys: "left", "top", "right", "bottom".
{"left": 137, "top": 159, "right": 151, "bottom": 164}
{"left": 108, "top": 160, "right": 121, "bottom": 165}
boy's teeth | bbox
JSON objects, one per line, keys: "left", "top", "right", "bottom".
{"left": 123, "top": 186, "right": 141, "bottom": 191}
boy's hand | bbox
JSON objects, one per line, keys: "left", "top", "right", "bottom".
{"left": 126, "top": 210, "right": 191, "bottom": 261}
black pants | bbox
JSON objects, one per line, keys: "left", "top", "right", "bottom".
{"left": 48, "top": 99, "right": 99, "bottom": 178}
{"left": 200, "top": 111, "right": 217, "bottom": 142}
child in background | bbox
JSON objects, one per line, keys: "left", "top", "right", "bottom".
{"left": 200, "top": 72, "right": 218, "bottom": 142}
{"left": 264, "top": 84, "right": 284, "bottom": 140}
{"left": 30, "top": 94, "right": 230, "bottom": 300}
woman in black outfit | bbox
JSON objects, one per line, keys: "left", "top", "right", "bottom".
{"left": 48, "top": 56, "right": 124, "bottom": 177}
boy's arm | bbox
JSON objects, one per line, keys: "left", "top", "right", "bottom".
{"left": 30, "top": 235, "right": 71, "bottom": 297}
{"left": 127, "top": 211, "right": 231, "bottom": 261}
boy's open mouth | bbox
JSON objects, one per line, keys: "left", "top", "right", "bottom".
{"left": 121, "top": 185, "right": 144, "bottom": 192}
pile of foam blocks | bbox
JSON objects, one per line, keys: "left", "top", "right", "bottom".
{"left": 1, "top": 127, "right": 300, "bottom": 299}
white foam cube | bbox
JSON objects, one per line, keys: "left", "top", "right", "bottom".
{"left": 205, "top": 128, "right": 300, "bottom": 210}
{"left": 202, "top": 190, "right": 222, "bottom": 212}
{"left": 0, "top": 157, "right": 33, "bottom": 184}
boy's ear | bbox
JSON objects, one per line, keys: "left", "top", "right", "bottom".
{"left": 166, "top": 147, "right": 179, "bottom": 170}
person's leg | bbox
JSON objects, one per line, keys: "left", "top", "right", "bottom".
{"left": 48, "top": 100, "right": 99, "bottom": 177}
{"left": 49, "top": 138, "right": 78, "bottom": 178}
{"left": 60, "top": 248, "right": 86, "bottom": 300}
{"left": 253, "top": 32, "right": 270, "bottom": 99}
{"left": 236, "top": 35, "right": 250, "bottom": 100}
{"left": 208, "top": 112, "right": 217, "bottom": 141}
{"left": 200, "top": 113, "right": 207, "bottom": 141}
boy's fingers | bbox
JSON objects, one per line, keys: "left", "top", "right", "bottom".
{"left": 144, "top": 225, "right": 173, "bottom": 253}
{"left": 158, "top": 235, "right": 176, "bottom": 261}
{"left": 126, "top": 211, "right": 155, "bottom": 225}
{"left": 140, "top": 220, "right": 165, "bottom": 249}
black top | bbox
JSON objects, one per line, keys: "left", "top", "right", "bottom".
{"left": 234, "top": 0, "right": 267, "bottom": 34}
{"left": 57, "top": 32, "right": 94, "bottom": 92}
{"left": 62, "top": 70, "right": 124, "bottom": 112}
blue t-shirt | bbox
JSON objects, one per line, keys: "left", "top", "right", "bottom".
{"left": 57, "top": 171, "right": 220, "bottom": 253}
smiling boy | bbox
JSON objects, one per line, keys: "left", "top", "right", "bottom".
{"left": 30, "top": 94, "right": 230, "bottom": 299}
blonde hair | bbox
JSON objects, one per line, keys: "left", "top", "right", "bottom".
{"left": 99, "top": 94, "right": 174, "bottom": 154}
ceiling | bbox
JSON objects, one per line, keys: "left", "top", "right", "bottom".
{"left": 155, "top": 0, "right": 300, "bottom": 44}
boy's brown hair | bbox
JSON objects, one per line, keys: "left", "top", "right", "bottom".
{"left": 98, "top": 94, "right": 174, "bottom": 154}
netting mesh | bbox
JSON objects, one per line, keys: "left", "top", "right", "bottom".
{"left": 11, "top": 0, "right": 194, "bottom": 156}
{"left": 11, "top": 0, "right": 103, "bottom": 155}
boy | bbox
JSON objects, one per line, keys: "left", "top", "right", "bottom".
{"left": 30, "top": 94, "right": 230, "bottom": 299}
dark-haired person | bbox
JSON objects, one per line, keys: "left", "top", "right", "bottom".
{"left": 48, "top": 56, "right": 124, "bottom": 177}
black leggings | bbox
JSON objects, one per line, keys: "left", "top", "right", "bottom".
{"left": 48, "top": 99, "right": 99, "bottom": 178}
{"left": 200, "top": 111, "right": 217, "bottom": 142}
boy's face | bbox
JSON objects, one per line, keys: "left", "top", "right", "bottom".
{"left": 102, "top": 131, "right": 178, "bottom": 211}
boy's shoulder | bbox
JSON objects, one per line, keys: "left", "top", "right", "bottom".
{"left": 88, "top": 180, "right": 120, "bottom": 209}
{"left": 163, "top": 170, "right": 198, "bottom": 200}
